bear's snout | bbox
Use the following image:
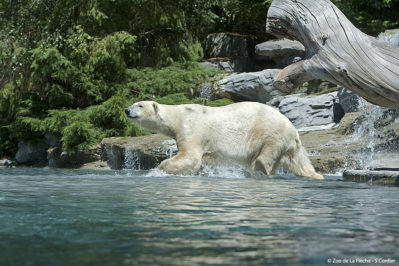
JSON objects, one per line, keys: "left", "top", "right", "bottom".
{"left": 125, "top": 108, "right": 130, "bottom": 116}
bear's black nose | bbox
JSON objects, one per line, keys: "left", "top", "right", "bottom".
{"left": 125, "top": 109, "right": 130, "bottom": 115}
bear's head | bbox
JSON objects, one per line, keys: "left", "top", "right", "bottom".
{"left": 125, "top": 101, "right": 162, "bottom": 133}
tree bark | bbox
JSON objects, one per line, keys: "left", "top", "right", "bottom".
{"left": 266, "top": 0, "right": 399, "bottom": 108}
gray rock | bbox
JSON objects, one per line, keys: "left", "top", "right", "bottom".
{"left": 217, "top": 69, "right": 282, "bottom": 102}
{"left": 205, "top": 33, "right": 256, "bottom": 58}
{"left": 15, "top": 141, "right": 47, "bottom": 165}
{"left": 15, "top": 133, "right": 62, "bottom": 166}
{"left": 343, "top": 169, "right": 399, "bottom": 186}
{"left": 277, "top": 92, "right": 340, "bottom": 130}
{"left": 47, "top": 146, "right": 101, "bottom": 168}
{"left": 337, "top": 86, "right": 360, "bottom": 113}
{"left": 101, "top": 134, "right": 178, "bottom": 170}
{"left": 255, "top": 38, "right": 306, "bottom": 57}
{"left": 45, "top": 133, "right": 61, "bottom": 148}
{"left": 201, "top": 57, "right": 253, "bottom": 73}
{"left": 255, "top": 38, "right": 305, "bottom": 68}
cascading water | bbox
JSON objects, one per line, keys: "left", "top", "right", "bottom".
{"left": 335, "top": 33, "right": 399, "bottom": 171}
{"left": 123, "top": 150, "right": 142, "bottom": 170}
{"left": 350, "top": 99, "right": 384, "bottom": 169}
{"left": 349, "top": 98, "right": 399, "bottom": 169}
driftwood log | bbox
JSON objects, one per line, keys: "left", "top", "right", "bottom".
{"left": 266, "top": 0, "right": 399, "bottom": 108}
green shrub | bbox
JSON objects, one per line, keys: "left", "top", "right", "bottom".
{"left": 155, "top": 93, "right": 194, "bottom": 105}
{"left": 154, "top": 93, "right": 233, "bottom": 107}
{"left": 61, "top": 121, "right": 101, "bottom": 153}
{"left": 207, "top": 98, "right": 234, "bottom": 107}
{"left": 126, "top": 62, "right": 219, "bottom": 98}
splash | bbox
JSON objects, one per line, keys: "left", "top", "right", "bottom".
{"left": 197, "top": 164, "right": 251, "bottom": 179}
{"left": 145, "top": 168, "right": 170, "bottom": 177}
{"left": 144, "top": 164, "right": 251, "bottom": 179}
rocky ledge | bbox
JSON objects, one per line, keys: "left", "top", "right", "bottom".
{"left": 100, "top": 134, "right": 177, "bottom": 170}
{"left": 343, "top": 170, "right": 399, "bottom": 186}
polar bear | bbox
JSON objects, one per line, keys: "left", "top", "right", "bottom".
{"left": 125, "top": 101, "right": 323, "bottom": 179}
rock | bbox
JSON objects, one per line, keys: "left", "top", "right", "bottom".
{"left": 47, "top": 145, "right": 101, "bottom": 168}
{"left": 101, "top": 134, "right": 178, "bottom": 170}
{"left": 337, "top": 86, "right": 360, "bottom": 113}
{"left": 254, "top": 38, "right": 305, "bottom": 68}
{"left": 299, "top": 113, "right": 364, "bottom": 174}
{"left": 255, "top": 38, "right": 306, "bottom": 57}
{"left": 300, "top": 80, "right": 338, "bottom": 95}
{"left": 45, "top": 133, "right": 61, "bottom": 148}
{"left": 300, "top": 108, "right": 399, "bottom": 176}
{"left": 343, "top": 169, "right": 399, "bottom": 186}
{"left": 205, "top": 33, "right": 256, "bottom": 58}
{"left": 216, "top": 69, "right": 282, "bottom": 102}
{"left": 201, "top": 57, "right": 253, "bottom": 73}
{"left": 277, "top": 92, "right": 343, "bottom": 130}
{"left": 15, "top": 141, "right": 48, "bottom": 165}
{"left": 378, "top": 28, "right": 399, "bottom": 46}
{"left": 15, "top": 134, "right": 62, "bottom": 166}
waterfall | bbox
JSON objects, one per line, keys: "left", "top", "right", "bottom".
{"left": 123, "top": 150, "right": 142, "bottom": 170}
{"left": 349, "top": 98, "right": 398, "bottom": 169}
{"left": 350, "top": 100, "right": 382, "bottom": 169}
{"left": 199, "top": 82, "right": 215, "bottom": 101}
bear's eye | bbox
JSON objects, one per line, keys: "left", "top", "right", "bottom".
{"left": 137, "top": 104, "right": 143, "bottom": 108}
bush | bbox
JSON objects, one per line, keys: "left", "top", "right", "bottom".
{"left": 154, "top": 93, "right": 233, "bottom": 107}
{"left": 207, "top": 98, "right": 234, "bottom": 107}
{"left": 61, "top": 121, "right": 101, "bottom": 153}
{"left": 126, "top": 62, "right": 219, "bottom": 98}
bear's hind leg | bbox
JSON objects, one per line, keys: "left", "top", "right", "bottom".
{"left": 250, "top": 144, "right": 284, "bottom": 176}
{"left": 280, "top": 143, "right": 324, "bottom": 180}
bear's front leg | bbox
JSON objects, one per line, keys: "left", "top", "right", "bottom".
{"left": 158, "top": 149, "right": 202, "bottom": 175}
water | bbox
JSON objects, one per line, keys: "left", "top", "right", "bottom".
{"left": 347, "top": 98, "right": 399, "bottom": 170}
{"left": 1, "top": 168, "right": 398, "bottom": 266}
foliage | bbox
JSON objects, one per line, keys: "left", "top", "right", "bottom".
{"left": 155, "top": 93, "right": 233, "bottom": 107}
{"left": 332, "top": 0, "right": 399, "bottom": 35}
{"left": 126, "top": 62, "right": 219, "bottom": 98}
{"left": 0, "top": 0, "right": 398, "bottom": 157}
{"left": 155, "top": 93, "right": 196, "bottom": 105}
{"left": 206, "top": 98, "right": 234, "bottom": 107}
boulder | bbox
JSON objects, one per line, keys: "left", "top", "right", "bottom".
{"left": 201, "top": 57, "right": 253, "bottom": 73}
{"left": 216, "top": 69, "right": 282, "bottom": 102}
{"left": 47, "top": 146, "right": 101, "bottom": 168}
{"left": 15, "top": 133, "right": 61, "bottom": 166}
{"left": 254, "top": 38, "right": 305, "bottom": 68}
{"left": 343, "top": 169, "right": 399, "bottom": 186}
{"left": 205, "top": 33, "right": 256, "bottom": 58}
{"left": 101, "top": 134, "right": 177, "bottom": 170}
{"left": 277, "top": 92, "right": 342, "bottom": 130}
{"left": 337, "top": 86, "right": 361, "bottom": 113}
{"left": 15, "top": 141, "right": 48, "bottom": 165}
{"left": 255, "top": 38, "right": 306, "bottom": 57}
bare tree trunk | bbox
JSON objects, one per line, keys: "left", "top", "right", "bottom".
{"left": 266, "top": 0, "right": 399, "bottom": 108}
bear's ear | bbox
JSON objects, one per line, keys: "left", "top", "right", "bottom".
{"left": 152, "top": 102, "right": 160, "bottom": 113}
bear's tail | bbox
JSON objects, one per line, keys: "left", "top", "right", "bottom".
{"left": 280, "top": 132, "right": 324, "bottom": 180}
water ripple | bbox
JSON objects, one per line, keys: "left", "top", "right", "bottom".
{"left": 0, "top": 168, "right": 398, "bottom": 265}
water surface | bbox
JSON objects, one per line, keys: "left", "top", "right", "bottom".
{"left": 0, "top": 168, "right": 398, "bottom": 265}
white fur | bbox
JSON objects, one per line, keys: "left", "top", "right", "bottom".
{"left": 126, "top": 101, "right": 323, "bottom": 179}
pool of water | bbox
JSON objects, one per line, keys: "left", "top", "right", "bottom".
{"left": 0, "top": 168, "right": 398, "bottom": 265}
